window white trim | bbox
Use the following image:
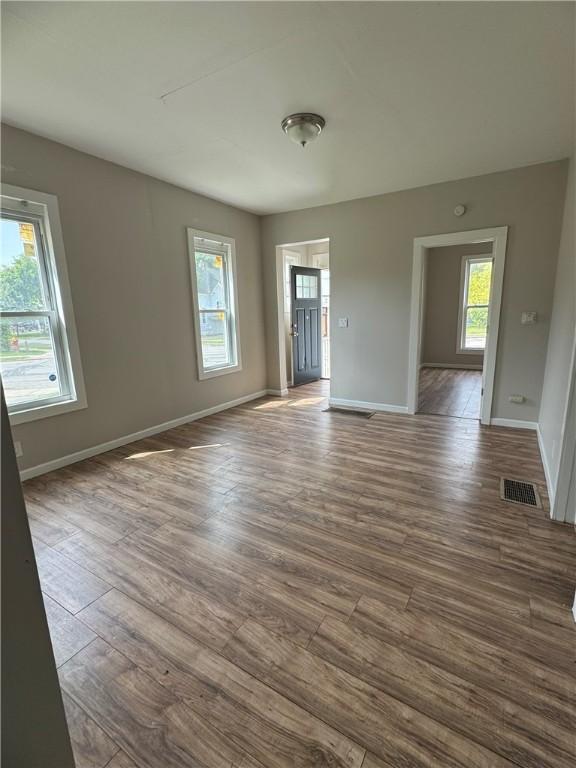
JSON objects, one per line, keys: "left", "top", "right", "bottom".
{"left": 187, "top": 228, "right": 242, "bottom": 380}
{"left": 456, "top": 255, "right": 493, "bottom": 355}
{"left": 1, "top": 184, "right": 87, "bottom": 424}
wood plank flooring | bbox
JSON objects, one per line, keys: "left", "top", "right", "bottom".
{"left": 418, "top": 367, "right": 482, "bottom": 418}
{"left": 24, "top": 380, "right": 576, "bottom": 768}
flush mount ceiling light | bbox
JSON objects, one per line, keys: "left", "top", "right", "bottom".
{"left": 281, "top": 113, "right": 325, "bottom": 148}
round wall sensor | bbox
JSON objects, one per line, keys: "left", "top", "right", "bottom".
{"left": 454, "top": 204, "right": 466, "bottom": 217}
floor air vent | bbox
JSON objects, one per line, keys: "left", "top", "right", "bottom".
{"left": 500, "top": 478, "right": 542, "bottom": 508}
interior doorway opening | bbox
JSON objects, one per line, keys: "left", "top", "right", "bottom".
{"left": 407, "top": 227, "right": 508, "bottom": 426}
{"left": 278, "top": 239, "right": 330, "bottom": 388}
{"left": 417, "top": 243, "right": 493, "bottom": 420}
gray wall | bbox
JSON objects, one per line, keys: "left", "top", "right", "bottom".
{"left": 1, "top": 125, "right": 267, "bottom": 472}
{"left": 1, "top": 388, "right": 75, "bottom": 768}
{"left": 1, "top": 125, "right": 570, "bottom": 471}
{"left": 261, "top": 161, "right": 568, "bottom": 422}
{"left": 422, "top": 243, "right": 490, "bottom": 368}
{"left": 539, "top": 158, "right": 575, "bottom": 495}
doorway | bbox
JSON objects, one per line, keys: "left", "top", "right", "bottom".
{"left": 417, "top": 244, "right": 492, "bottom": 419}
{"left": 550, "top": 333, "right": 576, "bottom": 523}
{"left": 277, "top": 239, "right": 330, "bottom": 390}
{"left": 407, "top": 227, "right": 508, "bottom": 425}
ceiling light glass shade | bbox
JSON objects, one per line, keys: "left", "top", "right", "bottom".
{"left": 281, "top": 113, "right": 325, "bottom": 147}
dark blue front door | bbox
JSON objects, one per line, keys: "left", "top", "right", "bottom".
{"left": 291, "top": 266, "right": 322, "bottom": 385}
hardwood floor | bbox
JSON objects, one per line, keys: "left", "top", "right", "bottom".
{"left": 24, "top": 380, "right": 576, "bottom": 768}
{"left": 418, "top": 367, "right": 482, "bottom": 418}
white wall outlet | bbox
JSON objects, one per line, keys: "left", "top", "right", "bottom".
{"left": 521, "top": 311, "right": 537, "bottom": 325}
{"left": 14, "top": 440, "right": 23, "bottom": 457}
{"left": 338, "top": 317, "right": 349, "bottom": 328}
{"left": 509, "top": 394, "right": 525, "bottom": 404}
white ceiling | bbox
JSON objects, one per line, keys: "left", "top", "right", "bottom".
{"left": 2, "top": 2, "right": 574, "bottom": 214}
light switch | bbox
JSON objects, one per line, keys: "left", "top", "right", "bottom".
{"left": 338, "top": 318, "right": 349, "bottom": 328}
{"left": 521, "top": 311, "right": 537, "bottom": 325}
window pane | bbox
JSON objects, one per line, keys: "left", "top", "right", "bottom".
{"left": 467, "top": 260, "right": 492, "bottom": 306}
{"left": 195, "top": 252, "right": 227, "bottom": 310}
{"left": 465, "top": 306, "right": 488, "bottom": 349}
{"left": 199, "top": 311, "right": 231, "bottom": 369}
{"left": 0, "top": 217, "right": 47, "bottom": 311}
{"left": 0, "top": 316, "right": 62, "bottom": 406}
{"left": 295, "top": 275, "right": 318, "bottom": 299}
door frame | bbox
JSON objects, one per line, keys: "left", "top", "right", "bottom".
{"left": 406, "top": 226, "right": 508, "bottom": 425}
{"left": 551, "top": 330, "right": 576, "bottom": 523}
{"left": 275, "top": 238, "right": 329, "bottom": 394}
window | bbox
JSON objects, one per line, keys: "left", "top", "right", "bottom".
{"left": 295, "top": 274, "right": 318, "bottom": 299}
{"left": 0, "top": 185, "right": 86, "bottom": 423}
{"left": 458, "top": 256, "right": 493, "bottom": 352}
{"left": 188, "top": 229, "right": 241, "bottom": 379}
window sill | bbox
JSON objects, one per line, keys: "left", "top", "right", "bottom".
{"left": 198, "top": 362, "right": 242, "bottom": 381}
{"left": 8, "top": 395, "right": 88, "bottom": 425}
{"left": 457, "top": 347, "right": 486, "bottom": 355}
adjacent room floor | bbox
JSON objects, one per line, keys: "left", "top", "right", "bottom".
{"left": 418, "top": 366, "right": 482, "bottom": 419}
{"left": 25, "top": 381, "right": 575, "bottom": 768}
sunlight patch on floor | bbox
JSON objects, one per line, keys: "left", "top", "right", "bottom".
{"left": 252, "top": 399, "right": 295, "bottom": 410}
{"left": 125, "top": 448, "right": 175, "bottom": 460}
{"left": 125, "top": 442, "right": 225, "bottom": 460}
{"left": 288, "top": 397, "right": 325, "bottom": 407}
{"left": 187, "top": 443, "right": 225, "bottom": 450}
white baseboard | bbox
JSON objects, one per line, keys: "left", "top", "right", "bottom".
{"left": 490, "top": 417, "right": 537, "bottom": 430}
{"left": 536, "top": 423, "right": 556, "bottom": 514}
{"left": 329, "top": 397, "right": 408, "bottom": 414}
{"left": 266, "top": 388, "right": 289, "bottom": 397}
{"left": 421, "top": 363, "right": 483, "bottom": 371}
{"left": 19, "top": 389, "right": 269, "bottom": 481}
